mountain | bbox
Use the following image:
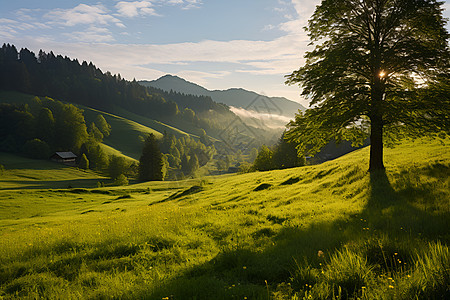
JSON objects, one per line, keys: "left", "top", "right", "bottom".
{"left": 140, "top": 75, "right": 306, "bottom": 121}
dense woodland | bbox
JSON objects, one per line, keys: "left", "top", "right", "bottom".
{"left": 0, "top": 44, "right": 267, "bottom": 153}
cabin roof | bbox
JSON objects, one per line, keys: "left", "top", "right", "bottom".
{"left": 52, "top": 152, "right": 77, "bottom": 159}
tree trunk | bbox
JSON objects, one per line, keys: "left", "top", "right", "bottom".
{"left": 369, "top": 73, "right": 385, "bottom": 172}
{"left": 369, "top": 114, "right": 385, "bottom": 171}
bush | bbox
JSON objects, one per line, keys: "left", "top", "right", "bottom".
{"left": 114, "top": 174, "right": 128, "bottom": 186}
{"left": 0, "top": 164, "right": 4, "bottom": 175}
{"left": 22, "top": 139, "right": 50, "bottom": 159}
{"left": 253, "top": 145, "right": 275, "bottom": 171}
{"left": 78, "top": 153, "right": 89, "bottom": 169}
{"left": 238, "top": 162, "right": 254, "bottom": 174}
{"left": 108, "top": 156, "right": 129, "bottom": 180}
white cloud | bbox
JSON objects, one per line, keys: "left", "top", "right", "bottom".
{"left": 4, "top": 0, "right": 314, "bottom": 104}
{"left": 66, "top": 27, "right": 115, "bottom": 43}
{"left": 182, "top": 0, "right": 203, "bottom": 10}
{"left": 0, "top": 18, "right": 50, "bottom": 39}
{"left": 44, "top": 4, "right": 124, "bottom": 27}
{"left": 115, "top": 1, "right": 159, "bottom": 17}
{"left": 262, "top": 24, "right": 275, "bottom": 31}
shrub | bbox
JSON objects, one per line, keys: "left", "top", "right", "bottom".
{"left": 22, "top": 139, "right": 50, "bottom": 159}
{"left": 253, "top": 145, "right": 275, "bottom": 171}
{"left": 114, "top": 174, "right": 128, "bottom": 186}
{"left": 108, "top": 155, "right": 129, "bottom": 180}
{"left": 78, "top": 153, "right": 89, "bottom": 169}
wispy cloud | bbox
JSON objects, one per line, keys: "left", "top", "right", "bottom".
{"left": 65, "top": 26, "right": 115, "bottom": 43}
{"left": 2, "top": 0, "right": 316, "bottom": 105}
{"left": 44, "top": 4, "right": 124, "bottom": 28}
{"left": 0, "top": 18, "right": 50, "bottom": 39}
{"left": 182, "top": 0, "right": 203, "bottom": 10}
{"left": 175, "top": 70, "right": 231, "bottom": 86}
{"left": 115, "top": 1, "right": 159, "bottom": 17}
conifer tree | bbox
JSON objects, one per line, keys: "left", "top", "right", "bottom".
{"left": 79, "top": 153, "right": 89, "bottom": 170}
{"left": 139, "top": 133, "right": 166, "bottom": 181}
{"left": 188, "top": 153, "right": 199, "bottom": 175}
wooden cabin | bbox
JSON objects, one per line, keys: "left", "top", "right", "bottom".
{"left": 50, "top": 152, "right": 77, "bottom": 166}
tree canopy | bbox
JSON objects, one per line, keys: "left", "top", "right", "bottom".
{"left": 139, "top": 134, "right": 166, "bottom": 181}
{"left": 286, "top": 0, "right": 449, "bottom": 171}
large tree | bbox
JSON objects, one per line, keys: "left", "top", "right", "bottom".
{"left": 286, "top": 0, "right": 449, "bottom": 171}
{"left": 139, "top": 134, "right": 166, "bottom": 181}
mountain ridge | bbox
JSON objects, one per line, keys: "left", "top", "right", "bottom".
{"left": 140, "top": 74, "right": 306, "bottom": 118}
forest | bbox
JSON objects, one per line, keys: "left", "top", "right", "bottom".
{"left": 0, "top": 43, "right": 269, "bottom": 155}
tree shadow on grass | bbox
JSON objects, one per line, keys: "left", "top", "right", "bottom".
{"left": 131, "top": 168, "right": 448, "bottom": 299}
{"left": 364, "top": 169, "right": 449, "bottom": 239}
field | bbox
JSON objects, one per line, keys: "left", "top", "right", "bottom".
{"left": 0, "top": 138, "right": 449, "bottom": 299}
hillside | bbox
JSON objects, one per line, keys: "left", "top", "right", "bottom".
{"left": 0, "top": 152, "right": 109, "bottom": 190}
{"left": 0, "top": 138, "right": 448, "bottom": 299}
{"left": 0, "top": 91, "right": 195, "bottom": 161}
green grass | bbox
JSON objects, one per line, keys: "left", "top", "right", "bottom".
{"left": 0, "top": 138, "right": 449, "bottom": 299}
{"left": 0, "top": 152, "right": 110, "bottom": 190}
{"left": 79, "top": 105, "right": 164, "bottom": 159}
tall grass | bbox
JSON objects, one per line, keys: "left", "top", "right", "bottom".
{"left": 0, "top": 138, "right": 448, "bottom": 299}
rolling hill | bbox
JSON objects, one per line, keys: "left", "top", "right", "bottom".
{"left": 0, "top": 91, "right": 196, "bottom": 161}
{"left": 0, "top": 138, "right": 448, "bottom": 299}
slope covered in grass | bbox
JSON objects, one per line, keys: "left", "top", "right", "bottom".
{"left": 0, "top": 139, "right": 448, "bottom": 299}
{"left": 0, "top": 152, "right": 109, "bottom": 190}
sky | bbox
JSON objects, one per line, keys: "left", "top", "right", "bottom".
{"left": 1, "top": 0, "right": 449, "bottom": 108}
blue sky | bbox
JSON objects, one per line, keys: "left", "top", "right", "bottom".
{"left": 1, "top": 0, "right": 449, "bottom": 107}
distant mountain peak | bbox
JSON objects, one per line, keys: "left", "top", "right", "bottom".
{"left": 140, "top": 75, "right": 306, "bottom": 118}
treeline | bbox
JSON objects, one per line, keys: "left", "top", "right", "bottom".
{"left": 137, "top": 131, "right": 216, "bottom": 181}
{"left": 242, "top": 132, "right": 305, "bottom": 173}
{"left": 0, "top": 44, "right": 176, "bottom": 119}
{"left": 160, "top": 130, "right": 216, "bottom": 179}
{"left": 0, "top": 44, "right": 259, "bottom": 152}
{"left": 146, "top": 86, "right": 230, "bottom": 115}
{"left": 0, "top": 97, "right": 90, "bottom": 158}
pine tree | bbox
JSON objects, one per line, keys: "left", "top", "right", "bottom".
{"left": 139, "top": 134, "right": 166, "bottom": 181}
{"left": 79, "top": 153, "right": 89, "bottom": 169}
{"left": 181, "top": 153, "right": 190, "bottom": 175}
{"left": 188, "top": 153, "right": 199, "bottom": 175}
{"left": 95, "top": 115, "right": 111, "bottom": 138}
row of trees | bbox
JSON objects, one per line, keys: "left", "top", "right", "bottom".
{"left": 138, "top": 131, "right": 216, "bottom": 181}
{"left": 252, "top": 132, "right": 305, "bottom": 172}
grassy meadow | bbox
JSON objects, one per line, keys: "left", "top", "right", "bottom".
{"left": 0, "top": 138, "right": 449, "bottom": 299}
